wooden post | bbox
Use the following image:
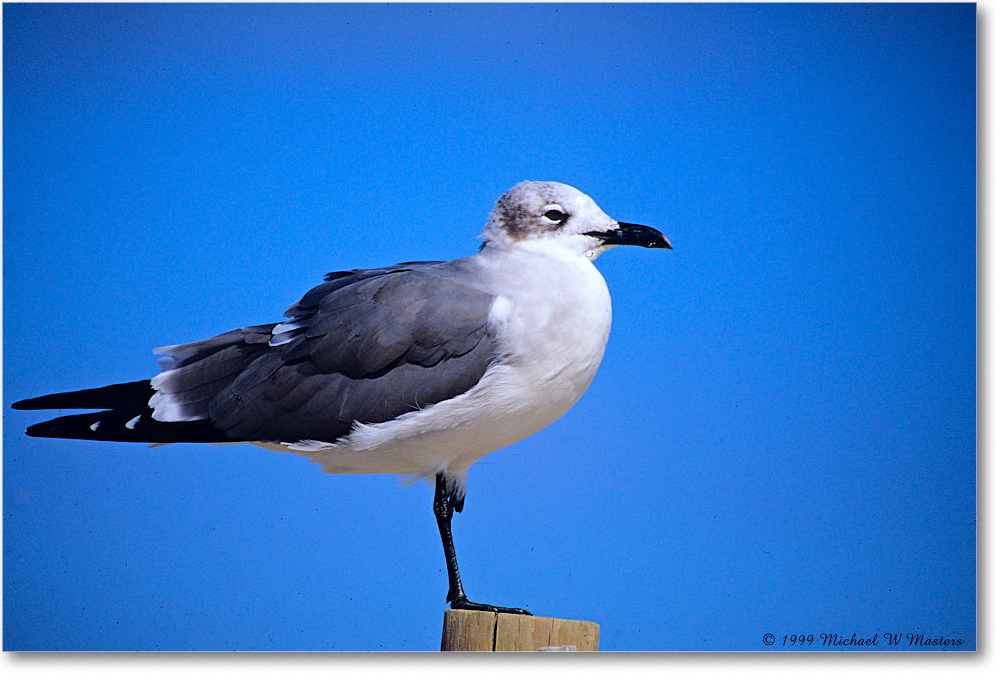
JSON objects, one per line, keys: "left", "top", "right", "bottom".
{"left": 441, "top": 609, "right": 600, "bottom": 651}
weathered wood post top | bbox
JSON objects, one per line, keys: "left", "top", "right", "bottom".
{"left": 441, "top": 609, "right": 600, "bottom": 651}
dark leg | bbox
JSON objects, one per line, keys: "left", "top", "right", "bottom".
{"left": 433, "top": 472, "right": 531, "bottom": 615}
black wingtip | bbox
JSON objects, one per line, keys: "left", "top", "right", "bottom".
{"left": 23, "top": 413, "right": 103, "bottom": 440}
{"left": 25, "top": 420, "right": 58, "bottom": 437}
{"left": 13, "top": 380, "right": 236, "bottom": 444}
{"left": 21, "top": 410, "right": 234, "bottom": 444}
{"left": 12, "top": 381, "right": 155, "bottom": 411}
{"left": 12, "top": 394, "right": 62, "bottom": 410}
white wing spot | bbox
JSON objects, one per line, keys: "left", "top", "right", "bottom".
{"left": 149, "top": 385, "right": 207, "bottom": 422}
{"left": 269, "top": 320, "right": 305, "bottom": 347}
{"left": 90, "top": 421, "right": 101, "bottom": 432}
{"left": 126, "top": 415, "right": 141, "bottom": 430}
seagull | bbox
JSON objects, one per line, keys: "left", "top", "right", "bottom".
{"left": 14, "top": 181, "right": 671, "bottom": 615}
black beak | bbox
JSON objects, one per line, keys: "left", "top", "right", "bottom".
{"left": 585, "top": 222, "right": 672, "bottom": 250}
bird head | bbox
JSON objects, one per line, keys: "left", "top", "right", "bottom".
{"left": 481, "top": 181, "right": 671, "bottom": 258}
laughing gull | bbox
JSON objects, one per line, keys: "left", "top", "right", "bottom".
{"left": 14, "top": 180, "right": 671, "bottom": 615}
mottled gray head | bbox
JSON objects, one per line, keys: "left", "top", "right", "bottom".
{"left": 481, "top": 181, "right": 671, "bottom": 255}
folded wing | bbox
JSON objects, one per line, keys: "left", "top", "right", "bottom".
{"left": 16, "top": 261, "right": 501, "bottom": 445}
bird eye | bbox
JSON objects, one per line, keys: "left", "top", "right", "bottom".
{"left": 543, "top": 208, "right": 568, "bottom": 223}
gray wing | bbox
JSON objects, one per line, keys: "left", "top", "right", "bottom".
{"left": 152, "top": 261, "right": 500, "bottom": 443}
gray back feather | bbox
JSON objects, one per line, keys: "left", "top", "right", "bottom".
{"left": 156, "top": 261, "right": 499, "bottom": 443}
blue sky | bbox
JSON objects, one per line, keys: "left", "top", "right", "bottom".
{"left": 3, "top": 3, "right": 976, "bottom": 651}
